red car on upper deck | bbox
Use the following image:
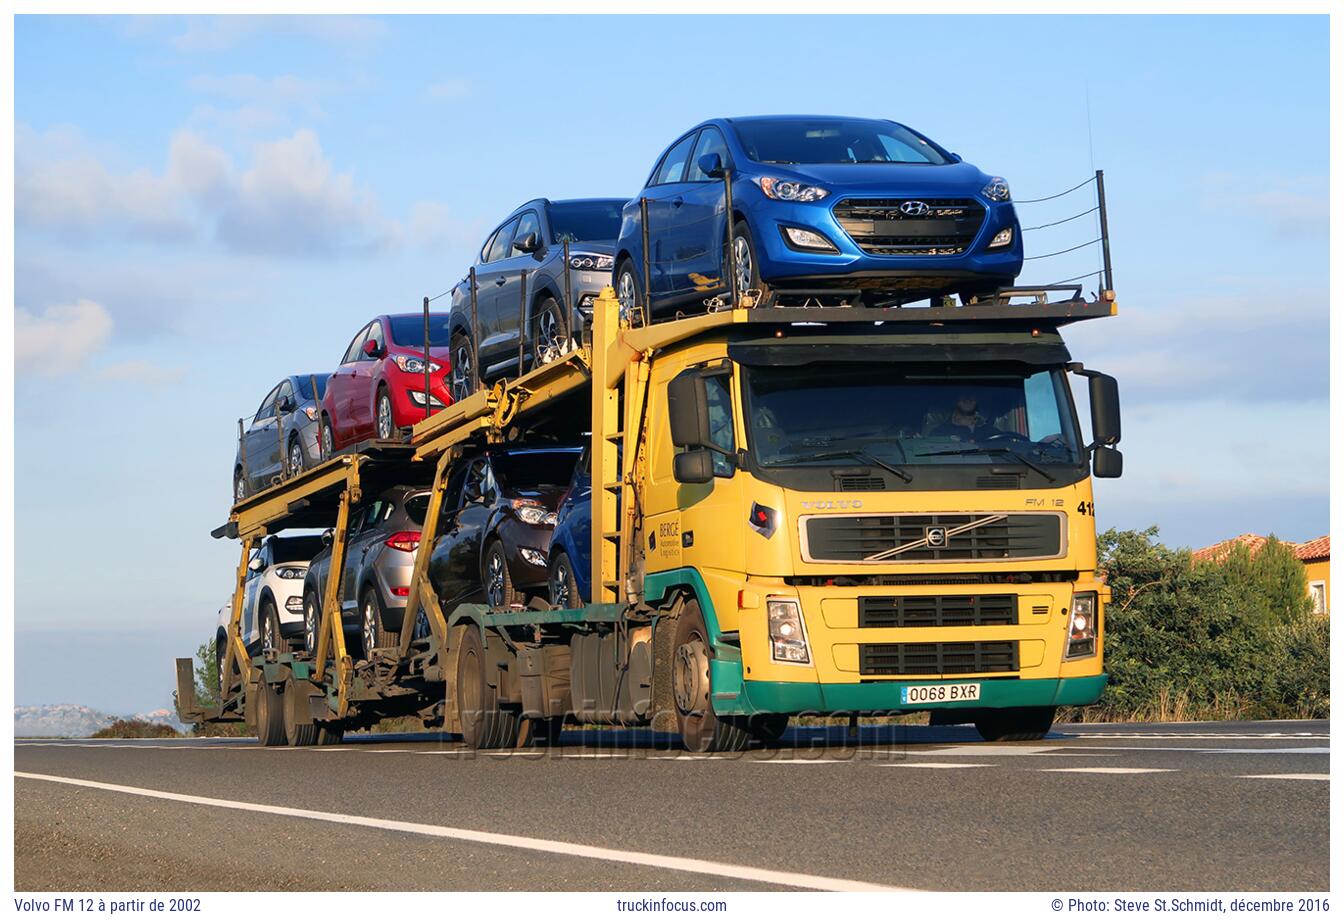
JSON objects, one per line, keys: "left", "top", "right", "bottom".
{"left": 318, "top": 313, "right": 454, "bottom": 457}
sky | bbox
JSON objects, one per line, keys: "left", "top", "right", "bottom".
{"left": 12, "top": 14, "right": 1330, "bottom": 713}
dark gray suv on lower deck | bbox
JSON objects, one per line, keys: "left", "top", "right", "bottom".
{"left": 447, "top": 198, "right": 624, "bottom": 400}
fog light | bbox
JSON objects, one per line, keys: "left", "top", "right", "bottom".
{"left": 1065, "top": 592, "right": 1098, "bottom": 659}
{"left": 988, "top": 227, "right": 1014, "bottom": 248}
{"left": 408, "top": 390, "right": 445, "bottom": 408}
{"left": 285, "top": 596, "right": 304, "bottom": 612}
{"left": 520, "top": 547, "right": 547, "bottom": 567}
{"left": 781, "top": 226, "right": 839, "bottom": 253}
{"left": 767, "top": 597, "right": 811, "bottom": 664}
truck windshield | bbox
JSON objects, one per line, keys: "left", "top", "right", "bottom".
{"left": 742, "top": 363, "right": 1082, "bottom": 475}
{"left": 548, "top": 200, "right": 625, "bottom": 244}
{"left": 731, "top": 118, "right": 949, "bottom": 166}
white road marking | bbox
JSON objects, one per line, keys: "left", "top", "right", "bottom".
{"left": 881, "top": 762, "right": 994, "bottom": 769}
{"left": 1058, "top": 733, "right": 1327, "bottom": 740}
{"left": 1239, "top": 773, "right": 1329, "bottom": 781}
{"left": 1041, "top": 767, "right": 1175, "bottom": 775}
{"left": 913, "top": 745, "right": 1114, "bottom": 758}
{"left": 14, "top": 771, "right": 900, "bottom": 892}
{"left": 1053, "top": 744, "right": 1330, "bottom": 755}
{"left": 754, "top": 759, "right": 848, "bottom": 765}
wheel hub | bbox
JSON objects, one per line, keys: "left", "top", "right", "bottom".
{"left": 673, "top": 639, "right": 709, "bottom": 715}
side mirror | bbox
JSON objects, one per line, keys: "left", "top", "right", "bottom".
{"left": 320, "top": 528, "right": 333, "bottom": 547}
{"left": 697, "top": 152, "right": 725, "bottom": 179}
{"left": 463, "top": 480, "right": 484, "bottom": 503}
{"left": 1088, "top": 373, "right": 1121, "bottom": 446}
{"left": 673, "top": 449, "right": 715, "bottom": 484}
{"left": 248, "top": 556, "right": 265, "bottom": 572}
{"left": 948, "top": 151, "right": 963, "bottom": 163}
{"left": 277, "top": 396, "right": 295, "bottom": 414}
{"left": 1092, "top": 445, "right": 1123, "bottom": 479}
{"left": 668, "top": 374, "right": 712, "bottom": 449}
{"left": 362, "top": 339, "right": 382, "bottom": 359}
{"left": 513, "top": 232, "right": 540, "bottom": 254}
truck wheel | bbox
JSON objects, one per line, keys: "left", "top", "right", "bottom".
{"left": 315, "top": 722, "right": 345, "bottom": 745}
{"left": 253, "top": 679, "right": 287, "bottom": 747}
{"left": 671, "top": 601, "right": 749, "bottom": 753}
{"left": 749, "top": 714, "right": 790, "bottom": 744}
{"left": 283, "top": 678, "right": 318, "bottom": 747}
{"left": 549, "top": 551, "right": 581, "bottom": 609}
{"left": 455, "top": 627, "right": 519, "bottom": 749}
{"left": 483, "top": 540, "right": 525, "bottom": 609}
{"left": 519, "top": 716, "right": 564, "bottom": 747}
{"left": 450, "top": 333, "right": 475, "bottom": 402}
{"left": 974, "top": 706, "right": 1057, "bottom": 742}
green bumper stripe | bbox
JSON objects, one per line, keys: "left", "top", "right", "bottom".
{"left": 731, "top": 674, "right": 1107, "bottom": 715}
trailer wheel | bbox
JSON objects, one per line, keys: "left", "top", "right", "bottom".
{"left": 520, "top": 716, "right": 564, "bottom": 747}
{"left": 315, "top": 722, "right": 345, "bottom": 745}
{"left": 455, "top": 627, "right": 519, "bottom": 749}
{"left": 974, "top": 706, "right": 1057, "bottom": 742}
{"left": 253, "top": 679, "right": 287, "bottom": 747}
{"left": 283, "top": 678, "right": 318, "bottom": 747}
{"left": 671, "top": 601, "right": 749, "bottom": 753}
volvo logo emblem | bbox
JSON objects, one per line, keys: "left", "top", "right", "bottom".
{"left": 925, "top": 526, "right": 948, "bottom": 547}
{"left": 900, "top": 200, "right": 931, "bottom": 217}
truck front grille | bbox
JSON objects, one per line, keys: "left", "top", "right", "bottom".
{"left": 832, "top": 197, "right": 986, "bottom": 256}
{"left": 859, "top": 641, "right": 1018, "bottom": 675}
{"left": 858, "top": 594, "right": 1017, "bottom": 628}
{"left": 803, "top": 513, "right": 1064, "bottom": 563}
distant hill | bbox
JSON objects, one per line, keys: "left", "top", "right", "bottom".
{"left": 15, "top": 704, "right": 186, "bottom": 738}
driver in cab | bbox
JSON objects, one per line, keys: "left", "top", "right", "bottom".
{"left": 928, "top": 393, "right": 997, "bottom": 442}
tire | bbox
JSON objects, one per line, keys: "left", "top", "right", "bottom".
{"left": 532, "top": 296, "right": 569, "bottom": 367}
{"left": 974, "top": 706, "right": 1057, "bottom": 742}
{"left": 455, "top": 627, "right": 520, "bottom": 749}
{"left": 283, "top": 677, "right": 318, "bottom": 747}
{"left": 671, "top": 601, "right": 749, "bottom": 753}
{"left": 233, "top": 467, "right": 247, "bottom": 503}
{"left": 375, "top": 386, "right": 396, "bottom": 441}
{"left": 450, "top": 332, "right": 476, "bottom": 402}
{"left": 215, "top": 636, "right": 227, "bottom": 698}
{"left": 319, "top": 418, "right": 335, "bottom": 462}
{"left": 287, "top": 436, "right": 305, "bottom": 478}
{"left": 615, "top": 259, "right": 642, "bottom": 324}
{"left": 549, "top": 551, "right": 582, "bottom": 609}
{"left": 360, "top": 587, "right": 397, "bottom": 656}
{"left": 303, "top": 592, "right": 322, "bottom": 655}
{"left": 316, "top": 723, "right": 345, "bottom": 745}
{"left": 730, "top": 220, "right": 767, "bottom": 304}
{"left": 259, "top": 600, "right": 281, "bottom": 657}
{"left": 483, "top": 540, "right": 525, "bottom": 609}
{"left": 748, "top": 714, "right": 790, "bottom": 744}
{"left": 253, "top": 678, "right": 287, "bottom": 747}
{"left": 520, "top": 716, "right": 564, "bottom": 747}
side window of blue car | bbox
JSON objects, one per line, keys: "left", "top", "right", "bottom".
{"left": 650, "top": 134, "right": 696, "bottom": 187}
{"left": 687, "top": 128, "right": 729, "bottom": 182}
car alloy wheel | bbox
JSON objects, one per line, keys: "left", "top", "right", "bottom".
{"left": 234, "top": 470, "right": 246, "bottom": 502}
{"left": 534, "top": 301, "right": 565, "bottom": 366}
{"left": 451, "top": 343, "right": 473, "bottom": 402}
{"left": 551, "top": 557, "right": 571, "bottom": 608}
{"left": 304, "top": 596, "right": 320, "bottom": 653}
{"left": 320, "top": 422, "right": 334, "bottom": 461}
{"left": 288, "top": 440, "right": 304, "bottom": 477}
{"left": 261, "top": 608, "right": 278, "bottom": 656}
{"left": 486, "top": 549, "right": 507, "bottom": 608}
{"left": 616, "top": 266, "right": 638, "bottom": 323}
{"left": 362, "top": 595, "right": 379, "bottom": 656}
{"left": 733, "top": 235, "right": 753, "bottom": 295}
{"left": 376, "top": 390, "right": 394, "bottom": 440}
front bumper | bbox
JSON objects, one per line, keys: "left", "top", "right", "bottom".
{"left": 736, "top": 674, "right": 1107, "bottom": 715}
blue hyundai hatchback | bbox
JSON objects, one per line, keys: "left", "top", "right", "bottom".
{"left": 612, "top": 115, "right": 1023, "bottom": 314}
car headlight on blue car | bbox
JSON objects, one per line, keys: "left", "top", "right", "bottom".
{"left": 981, "top": 177, "right": 1012, "bottom": 202}
{"left": 569, "top": 253, "right": 614, "bottom": 272}
{"left": 754, "top": 177, "right": 829, "bottom": 202}
{"left": 394, "top": 355, "right": 442, "bottom": 374}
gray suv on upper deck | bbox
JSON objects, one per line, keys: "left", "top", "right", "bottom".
{"left": 447, "top": 198, "right": 625, "bottom": 400}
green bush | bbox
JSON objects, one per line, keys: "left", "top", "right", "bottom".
{"left": 93, "top": 719, "right": 179, "bottom": 739}
{"left": 1061, "top": 527, "right": 1328, "bottom": 722}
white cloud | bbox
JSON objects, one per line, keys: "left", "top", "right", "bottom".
{"left": 18, "top": 124, "right": 401, "bottom": 258}
{"left": 425, "top": 78, "right": 472, "bottom": 101}
{"left": 97, "top": 360, "right": 187, "bottom": 388}
{"left": 163, "top": 15, "right": 387, "bottom": 53}
{"left": 15, "top": 300, "right": 114, "bottom": 376}
{"left": 189, "top": 73, "right": 324, "bottom": 106}
{"left": 1200, "top": 173, "right": 1328, "bottom": 238}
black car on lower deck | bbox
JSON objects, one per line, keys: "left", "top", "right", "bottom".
{"left": 446, "top": 198, "right": 625, "bottom": 401}
{"left": 427, "top": 445, "right": 583, "bottom": 610}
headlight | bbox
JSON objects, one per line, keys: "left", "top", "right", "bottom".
{"left": 519, "top": 547, "right": 547, "bottom": 567}
{"left": 1065, "top": 592, "right": 1098, "bottom": 659}
{"left": 781, "top": 226, "right": 839, "bottom": 253}
{"left": 569, "top": 253, "right": 614, "bottom": 272}
{"left": 754, "top": 177, "right": 829, "bottom": 202}
{"left": 275, "top": 566, "right": 306, "bottom": 580}
{"left": 767, "top": 597, "right": 811, "bottom": 664}
{"left": 394, "top": 355, "right": 443, "bottom": 374}
{"left": 988, "top": 227, "right": 1014, "bottom": 248}
{"left": 511, "top": 499, "right": 558, "bottom": 527}
{"left": 981, "top": 177, "right": 1012, "bottom": 202}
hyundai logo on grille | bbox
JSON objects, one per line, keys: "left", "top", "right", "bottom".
{"left": 925, "top": 526, "right": 947, "bottom": 547}
{"left": 900, "top": 200, "right": 931, "bottom": 217}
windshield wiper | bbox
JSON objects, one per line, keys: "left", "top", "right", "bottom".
{"left": 916, "top": 446, "right": 1057, "bottom": 483}
{"left": 763, "top": 448, "right": 912, "bottom": 483}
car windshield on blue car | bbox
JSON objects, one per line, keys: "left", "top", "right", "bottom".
{"left": 731, "top": 117, "right": 950, "bottom": 166}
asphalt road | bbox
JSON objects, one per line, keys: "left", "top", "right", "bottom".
{"left": 14, "top": 719, "right": 1328, "bottom": 892}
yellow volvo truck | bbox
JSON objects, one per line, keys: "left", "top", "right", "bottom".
{"left": 180, "top": 286, "right": 1122, "bottom": 753}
